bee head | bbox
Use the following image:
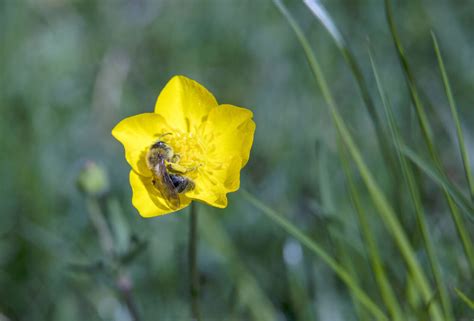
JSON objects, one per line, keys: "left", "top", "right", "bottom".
{"left": 148, "top": 140, "right": 174, "bottom": 162}
{"left": 151, "top": 141, "right": 167, "bottom": 149}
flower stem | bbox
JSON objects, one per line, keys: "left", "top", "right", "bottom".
{"left": 189, "top": 202, "right": 201, "bottom": 321}
{"left": 86, "top": 197, "right": 114, "bottom": 257}
{"left": 117, "top": 273, "right": 141, "bottom": 321}
{"left": 86, "top": 197, "right": 142, "bottom": 321}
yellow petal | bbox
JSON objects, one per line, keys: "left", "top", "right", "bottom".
{"left": 154, "top": 75, "right": 218, "bottom": 133}
{"left": 112, "top": 113, "right": 171, "bottom": 176}
{"left": 203, "top": 104, "right": 256, "bottom": 167}
{"left": 129, "top": 171, "right": 191, "bottom": 217}
{"left": 186, "top": 156, "right": 242, "bottom": 208}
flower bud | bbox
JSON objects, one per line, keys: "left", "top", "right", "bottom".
{"left": 77, "top": 161, "right": 109, "bottom": 197}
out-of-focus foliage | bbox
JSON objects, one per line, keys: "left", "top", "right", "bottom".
{"left": 1, "top": 0, "right": 473, "bottom": 320}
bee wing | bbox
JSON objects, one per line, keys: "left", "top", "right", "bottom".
{"left": 153, "top": 160, "right": 180, "bottom": 209}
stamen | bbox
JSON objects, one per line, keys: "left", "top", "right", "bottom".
{"left": 161, "top": 129, "right": 207, "bottom": 179}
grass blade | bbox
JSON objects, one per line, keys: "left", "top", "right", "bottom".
{"left": 431, "top": 31, "right": 474, "bottom": 201}
{"left": 272, "top": 1, "right": 444, "bottom": 320}
{"left": 284, "top": 239, "right": 318, "bottom": 321}
{"left": 302, "top": 0, "right": 344, "bottom": 46}
{"left": 303, "top": 0, "right": 398, "bottom": 183}
{"left": 200, "top": 209, "right": 278, "bottom": 321}
{"left": 454, "top": 288, "right": 474, "bottom": 310}
{"left": 385, "top": 0, "right": 474, "bottom": 276}
{"left": 369, "top": 47, "right": 454, "bottom": 321}
{"left": 400, "top": 144, "right": 474, "bottom": 273}
{"left": 399, "top": 144, "right": 474, "bottom": 222}
{"left": 241, "top": 189, "right": 389, "bottom": 321}
{"left": 337, "top": 138, "right": 404, "bottom": 321}
{"left": 384, "top": 0, "right": 434, "bottom": 149}
{"left": 318, "top": 143, "right": 375, "bottom": 320}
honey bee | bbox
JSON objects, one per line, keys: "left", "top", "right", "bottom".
{"left": 146, "top": 139, "right": 195, "bottom": 209}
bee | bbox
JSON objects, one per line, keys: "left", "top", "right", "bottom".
{"left": 146, "top": 139, "right": 195, "bottom": 209}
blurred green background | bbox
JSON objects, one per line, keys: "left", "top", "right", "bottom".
{"left": 1, "top": 0, "right": 473, "bottom": 320}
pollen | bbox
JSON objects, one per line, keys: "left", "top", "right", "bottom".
{"left": 161, "top": 130, "right": 209, "bottom": 179}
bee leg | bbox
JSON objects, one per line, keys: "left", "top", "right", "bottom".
{"left": 170, "top": 153, "right": 181, "bottom": 163}
{"left": 167, "top": 163, "right": 195, "bottom": 174}
{"left": 167, "top": 163, "right": 200, "bottom": 175}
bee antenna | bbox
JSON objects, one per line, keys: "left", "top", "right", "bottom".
{"left": 158, "top": 132, "right": 173, "bottom": 140}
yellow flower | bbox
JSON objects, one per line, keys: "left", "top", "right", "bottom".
{"left": 112, "top": 75, "right": 256, "bottom": 217}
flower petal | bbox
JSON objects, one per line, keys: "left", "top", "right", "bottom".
{"left": 203, "top": 104, "right": 256, "bottom": 167}
{"left": 112, "top": 113, "right": 171, "bottom": 176}
{"left": 154, "top": 75, "right": 218, "bottom": 133}
{"left": 130, "top": 171, "right": 191, "bottom": 217}
{"left": 186, "top": 156, "right": 242, "bottom": 208}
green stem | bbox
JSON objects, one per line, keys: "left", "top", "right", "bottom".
{"left": 189, "top": 202, "right": 201, "bottom": 321}
{"left": 117, "top": 273, "right": 142, "bottom": 321}
{"left": 86, "top": 197, "right": 114, "bottom": 257}
{"left": 86, "top": 197, "right": 142, "bottom": 321}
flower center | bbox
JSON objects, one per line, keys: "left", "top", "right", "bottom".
{"left": 157, "top": 130, "right": 207, "bottom": 179}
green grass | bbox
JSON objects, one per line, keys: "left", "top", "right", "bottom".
{"left": 431, "top": 32, "right": 474, "bottom": 202}
{"left": 385, "top": 0, "right": 474, "bottom": 276}
{"left": 369, "top": 46, "right": 454, "bottom": 321}
{"left": 2, "top": 0, "right": 473, "bottom": 320}
{"left": 270, "top": 1, "right": 444, "bottom": 320}
{"left": 245, "top": 0, "right": 473, "bottom": 320}
{"left": 242, "top": 189, "right": 389, "bottom": 321}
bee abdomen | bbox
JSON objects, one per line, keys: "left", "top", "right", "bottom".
{"left": 170, "top": 174, "right": 195, "bottom": 193}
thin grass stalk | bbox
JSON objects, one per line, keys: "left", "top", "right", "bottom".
{"left": 454, "top": 288, "right": 474, "bottom": 309}
{"left": 445, "top": 196, "right": 474, "bottom": 272}
{"left": 286, "top": 263, "right": 317, "bottom": 321}
{"left": 384, "top": 0, "right": 433, "bottom": 148}
{"left": 385, "top": 0, "right": 474, "bottom": 274}
{"left": 369, "top": 48, "right": 454, "bottom": 321}
{"left": 199, "top": 209, "right": 278, "bottom": 321}
{"left": 318, "top": 144, "right": 372, "bottom": 321}
{"left": 337, "top": 138, "right": 404, "bottom": 321}
{"left": 431, "top": 32, "right": 474, "bottom": 201}
{"left": 335, "top": 239, "right": 370, "bottom": 321}
{"left": 272, "top": 1, "right": 444, "bottom": 320}
{"left": 399, "top": 145, "right": 474, "bottom": 221}
{"left": 241, "top": 189, "right": 389, "bottom": 321}
{"left": 302, "top": 0, "right": 398, "bottom": 185}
